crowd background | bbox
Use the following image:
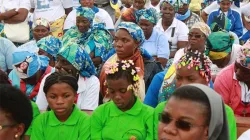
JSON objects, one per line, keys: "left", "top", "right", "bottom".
{"left": 0, "top": 0, "right": 250, "bottom": 140}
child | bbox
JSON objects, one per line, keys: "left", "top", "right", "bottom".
{"left": 91, "top": 60, "right": 154, "bottom": 140}
{"left": 30, "top": 72, "right": 90, "bottom": 140}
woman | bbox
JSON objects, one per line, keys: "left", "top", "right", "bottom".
{"left": 63, "top": 7, "right": 113, "bottom": 67}
{"left": 158, "top": 84, "right": 229, "bottom": 140}
{"left": 155, "top": 0, "right": 189, "bottom": 59}
{"left": 214, "top": 40, "right": 250, "bottom": 117}
{"left": 153, "top": 51, "right": 237, "bottom": 140}
{"left": 91, "top": 60, "right": 154, "bottom": 140}
{"left": 37, "top": 35, "right": 62, "bottom": 67}
{"left": 136, "top": 8, "right": 170, "bottom": 67}
{"left": 100, "top": 22, "right": 162, "bottom": 102}
{"left": 30, "top": 72, "right": 90, "bottom": 140}
{"left": 8, "top": 45, "right": 54, "bottom": 101}
{"left": 0, "top": 84, "right": 33, "bottom": 140}
{"left": 36, "top": 43, "right": 100, "bottom": 114}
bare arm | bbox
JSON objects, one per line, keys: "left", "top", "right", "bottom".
{"left": 30, "top": 8, "right": 34, "bottom": 13}
{"left": 169, "top": 41, "right": 188, "bottom": 58}
{"left": 157, "top": 58, "right": 168, "bottom": 68}
{"left": 0, "top": 9, "right": 18, "bottom": 21}
{"left": 201, "top": 11, "right": 208, "bottom": 23}
{"left": 65, "top": 8, "right": 72, "bottom": 16}
{"left": 4, "top": 8, "right": 28, "bottom": 24}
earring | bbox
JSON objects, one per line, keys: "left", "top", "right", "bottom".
{"left": 15, "top": 134, "right": 18, "bottom": 138}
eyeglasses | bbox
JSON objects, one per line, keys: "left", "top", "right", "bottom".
{"left": 159, "top": 113, "right": 205, "bottom": 131}
{"left": 0, "top": 124, "right": 17, "bottom": 131}
{"left": 188, "top": 33, "right": 204, "bottom": 39}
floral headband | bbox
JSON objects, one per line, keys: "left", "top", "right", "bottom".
{"left": 176, "top": 51, "right": 212, "bottom": 82}
{"left": 104, "top": 60, "right": 140, "bottom": 94}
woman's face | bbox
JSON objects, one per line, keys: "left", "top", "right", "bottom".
{"left": 176, "top": 65, "right": 208, "bottom": 88}
{"left": 158, "top": 97, "right": 208, "bottom": 140}
{"left": 188, "top": 28, "right": 206, "bottom": 52}
{"left": 107, "top": 78, "right": 136, "bottom": 112}
{"left": 138, "top": 19, "right": 154, "bottom": 38}
{"left": 219, "top": 0, "right": 231, "bottom": 12}
{"left": 235, "top": 61, "right": 250, "bottom": 83}
{"left": 38, "top": 49, "right": 55, "bottom": 67}
{"left": 33, "top": 25, "right": 50, "bottom": 41}
{"left": 114, "top": 29, "right": 139, "bottom": 59}
{"left": 76, "top": 16, "right": 90, "bottom": 33}
{"left": 133, "top": 0, "right": 145, "bottom": 10}
{"left": 80, "top": 0, "right": 94, "bottom": 7}
{"left": 160, "top": 3, "right": 175, "bottom": 21}
{"left": 211, "top": 54, "right": 231, "bottom": 68}
{"left": 177, "top": 4, "right": 189, "bottom": 15}
{"left": 0, "top": 109, "right": 24, "bottom": 140}
{"left": 46, "top": 83, "right": 76, "bottom": 122}
{"left": 55, "top": 55, "right": 79, "bottom": 78}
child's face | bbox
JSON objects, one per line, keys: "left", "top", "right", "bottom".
{"left": 219, "top": 0, "right": 232, "bottom": 12}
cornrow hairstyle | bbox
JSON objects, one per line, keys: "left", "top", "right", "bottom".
{"left": 0, "top": 70, "right": 11, "bottom": 84}
{"left": 171, "top": 85, "right": 211, "bottom": 125}
{"left": 43, "top": 72, "right": 78, "bottom": 95}
{"left": 0, "top": 85, "right": 33, "bottom": 135}
{"left": 176, "top": 51, "right": 212, "bottom": 82}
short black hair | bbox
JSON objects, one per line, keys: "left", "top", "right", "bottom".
{"left": 43, "top": 72, "right": 78, "bottom": 94}
{"left": 0, "top": 70, "right": 11, "bottom": 84}
{"left": 171, "top": 85, "right": 211, "bottom": 125}
{"left": 0, "top": 84, "right": 33, "bottom": 134}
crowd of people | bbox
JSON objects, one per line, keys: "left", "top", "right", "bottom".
{"left": 0, "top": 0, "right": 250, "bottom": 139}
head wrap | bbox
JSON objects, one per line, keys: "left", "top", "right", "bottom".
{"left": 32, "top": 18, "right": 50, "bottom": 31}
{"left": 206, "top": 31, "right": 234, "bottom": 60}
{"left": 37, "top": 35, "right": 62, "bottom": 60}
{"left": 117, "top": 22, "right": 145, "bottom": 45}
{"left": 237, "top": 40, "right": 250, "bottom": 68}
{"left": 160, "top": 0, "right": 190, "bottom": 11}
{"left": 210, "top": 12, "right": 232, "bottom": 32}
{"left": 135, "top": 8, "right": 158, "bottom": 24}
{"left": 121, "top": 8, "right": 136, "bottom": 23}
{"left": 180, "top": 84, "right": 229, "bottom": 140}
{"left": 76, "top": 7, "right": 95, "bottom": 25}
{"left": 191, "top": 22, "right": 211, "bottom": 37}
{"left": 12, "top": 45, "right": 49, "bottom": 79}
{"left": 58, "top": 43, "right": 96, "bottom": 77}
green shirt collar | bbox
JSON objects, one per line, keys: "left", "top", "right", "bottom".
{"left": 48, "top": 105, "right": 81, "bottom": 126}
{"left": 110, "top": 97, "right": 143, "bottom": 117}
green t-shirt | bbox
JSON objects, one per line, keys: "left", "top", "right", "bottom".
{"left": 25, "top": 101, "right": 40, "bottom": 136}
{"left": 153, "top": 101, "right": 237, "bottom": 140}
{"left": 91, "top": 97, "right": 154, "bottom": 140}
{"left": 30, "top": 105, "right": 90, "bottom": 140}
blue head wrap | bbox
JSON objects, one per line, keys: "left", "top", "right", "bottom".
{"left": 76, "top": 7, "right": 95, "bottom": 25}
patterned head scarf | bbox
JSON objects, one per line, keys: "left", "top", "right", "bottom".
{"left": 191, "top": 22, "right": 211, "bottom": 37}
{"left": 237, "top": 40, "right": 250, "bottom": 68}
{"left": 76, "top": 7, "right": 95, "bottom": 25}
{"left": 210, "top": 12, "right": 232, "bottom": 32}
{"left": 160, "top": 0, "right": 190, "bottom": 11}
{"left": 12, "top": 45, "right": 49, "bottom": 79}
{"left": 121, "top": 8, "right": 136, "bottom": 23}
{"left": 32, "top": 18, "right": 50, "bottom": 31}
{"left": 206, "top": 31, "right": 234, "bottom": 60}
{"left": 135, "top": 8, "right": 158, "bottom": 24}
{"left": 117, "top": 22, "right": 145, "bottom": 45}
{"left": 37, "top": 36, "right": 62, "bottom": 60}
{"left": 58, "top": 43, "right": 96, "bottom": 77}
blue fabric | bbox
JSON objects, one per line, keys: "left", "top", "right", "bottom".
{"left": 217, "top": 0, "right": 240, "bottom": 7}
{"left": 92, "top": 6, "right": 99, "bottom": 13}
{"left": 135, "top": 8, "right": 158, "bottom": 24}
{"left": 0, "top": 38, "right": 16, "bottom": 72}
{"left": 176, "top": 9, "right": 191, "bottom": 21}
{"left": 76, "top": 7, "right": 95, "bottom": 25}
{"left": 144, "top": 70, "right": 167, "bottom": 108}
{"left": 240, "top": 31, "right": 250, "bottom": 44}
{"left": 142, "top": 28, "right": 170, "bottom": 59}
{"left": 207, "top": 8, "right": 243, "bottom": 37}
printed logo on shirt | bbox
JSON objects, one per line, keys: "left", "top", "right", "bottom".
{"left": 122, "top": 129, "right": 143, "bottom": 140}
{"left": 37, "top": 0, "right": 51, "bottom": 9}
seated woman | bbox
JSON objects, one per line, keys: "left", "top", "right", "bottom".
{"left": 136, "top": 8, "right": 170, "bottom": 67}
{"left": 31, "top": 72, "right": 90, "bottom": 140}
{"left": 158, "top": 84, "right": 230, "bottom": 140}
{"left": 214, "top": 40, "right": 250, "bottom": 117}
{"left": 206, "top": 31, "right": 241, "bottom": 79}
{"left": 91, "top": 60, "right": 154, "bottom": 140}
{"left": 153, "top": 51, "right": 237, "bottom": 140}
{"left": 0, "top": 84, "right": 33, "bottom": 140}
{"left": 99, "top": 22, "right": 163, "bottom": 102}
{"left": 63, "top": 7, "right": 113, "bottom": 67}
{"left": 37, "top": 35, "right": 62, "bottom": 67}
{"left": 8, "top": 45, "right": 54, "bottom": 101}
{"left": 36, "top": 43, "right": 100, "bottom": 114}
{"left": 155, "top": 0, "right": 189, "bottom": 60}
